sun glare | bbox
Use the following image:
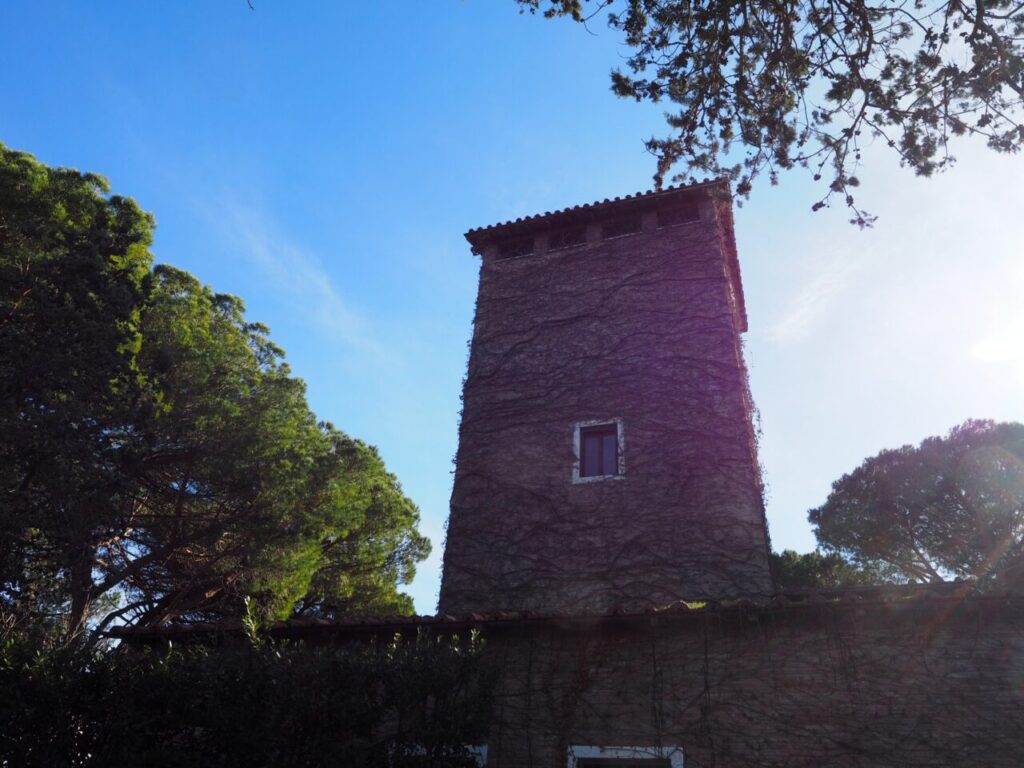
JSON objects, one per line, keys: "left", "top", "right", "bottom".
{"left": 969, "top": 263, "right": 1024, "bottom": 368}
{"left": 971, "top": 336, "right": 1021, "bottom": 363}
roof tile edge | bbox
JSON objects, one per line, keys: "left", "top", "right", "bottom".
{"left": 463, "top": 178, "right": 730, "bottom": 254}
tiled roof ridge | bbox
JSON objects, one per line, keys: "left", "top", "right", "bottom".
{"left": 465, "top": 178, "right": 728, "bottom": 237}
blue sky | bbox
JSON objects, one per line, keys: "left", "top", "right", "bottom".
{"left": 3, "top": 2, "right": 1021, "bottom": 613}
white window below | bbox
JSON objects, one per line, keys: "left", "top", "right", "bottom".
{"left": 568, "top": 744, "right": 684, "bottom": 767}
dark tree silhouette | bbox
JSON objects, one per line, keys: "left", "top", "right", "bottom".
{"left": 811, "top": 420, "right": 1024, "bottom": 588}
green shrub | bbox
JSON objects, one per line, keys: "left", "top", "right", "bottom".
{"left": 0, "top": 632, "right": 493, "bottom": 768}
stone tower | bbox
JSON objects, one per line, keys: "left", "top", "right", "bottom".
{"left": 439, "top": 181, "right": 772, "bottom": 616}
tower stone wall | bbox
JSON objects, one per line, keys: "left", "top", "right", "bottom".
{"left": 439, "top": 182, "right": 772, "bottom": 615}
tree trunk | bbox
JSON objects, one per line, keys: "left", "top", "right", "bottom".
{"left": 67, "top": 552, "right": 93, "bottom": 640}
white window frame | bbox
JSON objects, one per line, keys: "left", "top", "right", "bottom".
{"left": 567, "top": 744, "right": 684, "bottom": 767}
{"left": 572, "top": 418, "right": 625, "bottom": 484}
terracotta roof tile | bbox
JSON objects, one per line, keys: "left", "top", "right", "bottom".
{"left": 464, "top": 178, "right": 726, "bottom": 239}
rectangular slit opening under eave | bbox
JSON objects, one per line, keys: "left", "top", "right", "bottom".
{"left": 601, "top": 214, "right": 642, "bottom": 240}
{"left": 497, "top": 236, "right": 534, "bottom": 259}
{"left": 548, "top": 226, "right": 587, "bottom": 251}
{"left": 657, "top": 200, "right": 700, "bottom": 227}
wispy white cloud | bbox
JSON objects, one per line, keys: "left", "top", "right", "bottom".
{"left": 767, "top": 253, "right": 865, "bottom": 344}
{"left": 219, "top": 203, "right": 380, "bottom": 355}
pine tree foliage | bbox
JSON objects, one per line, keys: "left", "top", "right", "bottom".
{"left": 769, "top": 549, "right": 884, "bottom": 590}
{"left": 519, "top": 0, "right": 1024, "bottom": 223}
{"left": 0, "top": 144, "right": 429, "bottom": 641}
{"left": 810, "top": 420, "right": 1024, "bottom": 587}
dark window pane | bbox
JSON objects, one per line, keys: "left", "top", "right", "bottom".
{"left": 601, "top": 433, "right": 617, "bottom": 475}
{"left": 582, "top": 433, "right": 601, "bottom": 477}
{"left": 580, "top": 423, "right": 619, "bottom": 478}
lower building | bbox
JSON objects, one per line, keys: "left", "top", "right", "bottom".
{"left": 479, "top": 584, "right": 1024, "bottom": 767}
{"left": 115, "top": 584, "right": 1024, "bottom": 766}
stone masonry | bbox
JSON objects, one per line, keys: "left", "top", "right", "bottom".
{"left": 482, "top": 588, "right": 1024, "bottom": 767}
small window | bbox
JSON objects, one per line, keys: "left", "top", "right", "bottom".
{"left": 498, "top": 236, "right": 534, "bottom": 259}
{"left": 601, "top": 214, "right": 642, "bottom": 240}
{"left": 573, "top": 420, "right": 624, "bottom": 482}
{"left": 657, "top": 200, "right": 700, "bottom": 227}
{"left": 548, "top": 226, "right": 586, "bottom": 251}
{"left": 580, "top": 424, "right": 617, "bottom": 477}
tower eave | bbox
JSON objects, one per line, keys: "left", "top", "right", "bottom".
{"left": 463, "top": 178, "right": 748, "bottom": 333}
